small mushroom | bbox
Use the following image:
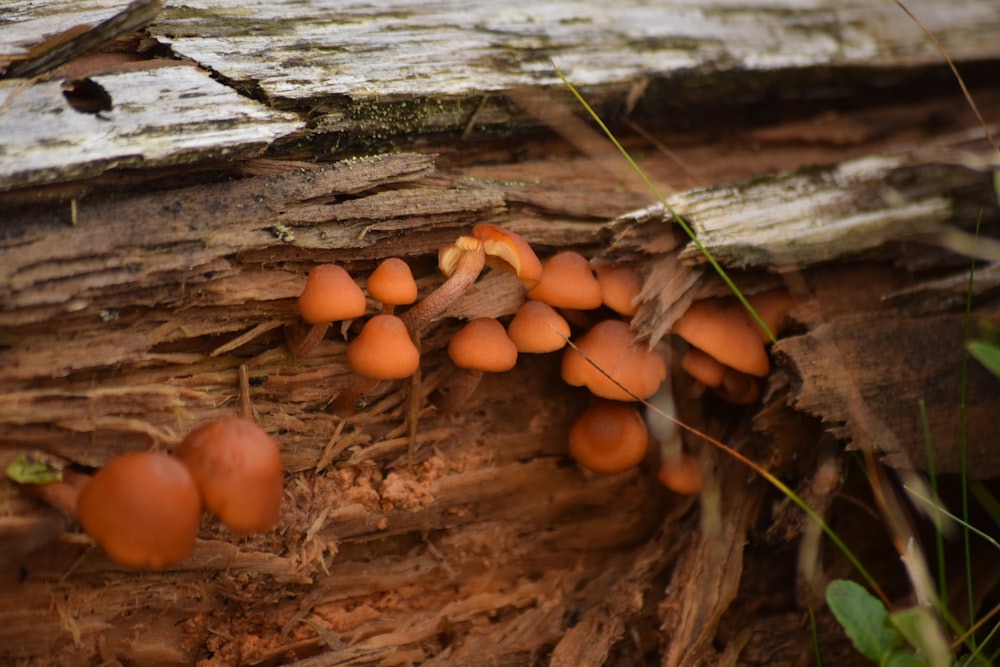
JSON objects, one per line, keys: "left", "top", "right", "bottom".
{"left": 472, "top": 223, "right": 543, "bottom": 288}
{"left": 506, "top": 300, "right": 571, "bottom": 353}
{"left": 367, "top": 258, "right": 418, "bottom": 314}
{"left": 289, "top": 263, "right": 367, "bottom": 358}
{"left": 174, "top": 416, "right": 283, "bottom": 534}
{"left": 656, "top": 452, "right": 703, "bottom": 495}
{"left": 77, "top": 452, "right": 202, "bottom": 568}
{"left": 747, "top": 287, "right": 796, "bottom": 342}
{"left": 679, "top": 346, "right": 727, "bottom": 389}
{"left": 568, "top": 399, "right": 648, "bottom": 474}
{"left": 561, "top": 319, "right": 666, "bottom": 401}
{"left": 335, "top": 313, "right": 421, "bottom": 412}
{"left": 401, "top": 226, "right": 542, "bottom": 335}
{"left": 439, "top": 317, "right": 518, "bottom": 412}
{"left": 399, "top": 235, "right": 486, "bottom": 334}
{"left": 526, "top": 251, "right": 603, "bottom": 310}
{"left": 672, "top": 297, "right": 769, "bottom": 377}
{"left": 593, "top": 262, "right": 643, "bottom": 317}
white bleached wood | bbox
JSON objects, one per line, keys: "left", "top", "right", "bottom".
{"left": 0, "top": 65, "right": 303, "bottom": 190}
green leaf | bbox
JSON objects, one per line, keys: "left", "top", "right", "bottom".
{"left": 887, "top": 608, "right": 951, "bottom": 667}
{"left": 826, "top": 579, "right": 898, "bottom": 662}
{"left": 968, "top": 340, "right": 1000, "bottom": 380}
{"left": 881, "top": 651, "right": 928, "bottom": 667}
{"left": 5, "top": 455, "right": 62, "bottom": 484}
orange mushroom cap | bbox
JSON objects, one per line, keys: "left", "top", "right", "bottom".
{"left": 680, "top": 347, "right": 726, "bottom": 388}
{"left": 471, "top": 224, "right": 543, "bottom": 288}
{"left": 77, "top": 452, "right": 202, "bottom": 568}
{"left": 594, "top": 263, "right": 643, "bottom": 317}
{"left": 526, "top": 251, "right": 603, "bottom": 310}
{"left": 561, "top": 319, "right": 666, "bottom": 401}
{"left": 174, "top": 417, "right": 284, "bottom": 534}
{"left": 656, "top": 452, "right": 703, "bottom": 495}
{"left": 448, "top": 317, "right": 518, "bottom": 372}
{"left": 671, "top": 297, "right": 769, "bottom": 377}
{"left": 298, "top": 264, "right": 367, "bottom": 324}
{"left": 346, "top": 314, "right": 420, "bottom": 379}
{"left": 569, "top": 399, "right": 649, "bottom": 474}
{"left": 367, "top": 258, "right": 417, "bottom": 306}
{"left": 746, "top": 287, "right": 796, "bottom": 343}
{"left": 506, "top": 300, "right": 571, "bottom": 353}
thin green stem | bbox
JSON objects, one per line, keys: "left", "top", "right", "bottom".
{"left": 918, "top": 398, "right": 948, "bottom": 604}
{"left": 551, "top": 62, "right": 777, "bottom": 344}
{"left": 959, "top": 213, "right": 983, "bottom": 636}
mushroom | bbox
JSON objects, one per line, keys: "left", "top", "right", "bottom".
{"left": 568, "top": 399, "right": 649, "bottom": 474}
{"left": 289, "top": 263, "right": 367, "bottom": 358}
{"left": 526, "top": 251, "right": 603, "bottom": 310}
{"left": 656, "top": 452, "right": 703, "bottom": 495}
{"left": 400, "top": 226, "right": 542, "bottom": 335}
{"left": 334, "top": 313, "right": 423, "bottom": 412}
{"left": 366, "top": 257, "right": 418, "bottom": 314}
{"left": 593, "top": 262, "right": 643, "bottom": 317}
{"left": 679, "top": 346, "right": 727, "bottom": 389}
{"left": 561, "top": 319, "right": 666, "bottom": 401}
{"left": 439, "top": 317, "right": 518, "bottom": 412}
{"left": 672, "top": 297, "right": 769, "bottom": 377}
{"left": 76, "top": 452, "right": 202, "bottom": 568}
{"left": 399, "top": 236, "right": 486, "bottom": 334}
{"left": 345, "top": 314, "right": 421, "bottom": 381}
{"left": 472, "top": 223, "right": 543, "bottom": 288}
{"left": 747, "top": 287, "right": 796, "bottom": 342}
{"left": 506, "top": 300, "right": 571, "bottom": 353}
{"left": 173, "top": 416, "right": 283, "bottom": 534}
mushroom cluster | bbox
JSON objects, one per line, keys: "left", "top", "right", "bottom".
{"left": 287, "top": 226, "right": 543, "bottom": 414}
{"left": 672, "top": 287, "right": 795, "bottom": 405}
{"left": 288, "top": 228, "right": 793, "bottom": 497}
{"left": 32, "top": 416, "right": 283, "bottom": 568}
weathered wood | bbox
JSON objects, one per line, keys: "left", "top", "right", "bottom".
{"left": 0, "top": 65, "right": 303, "bottom": 190}
{"left": 2, "top": 2, "right": 1000, "bottom": 666}
{"left": 3, "top": 0, "right": 1000, "bottom": 192}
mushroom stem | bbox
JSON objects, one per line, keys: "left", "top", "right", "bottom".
{"left": 332, "top": 377, "right": 380, "bottom": 414}
{"left": 436, "top": 369, "right": 484, "bottom": 414}
{"left": 23, "top": 470, "right": 90, "bottom": 519}
{"left": 399, "top": 240, "right": 485, "bottom": 334}
{"left": 406, "top": 336, "right": 424, "bottom": 468}
{"left": 285, "top": 321, "right": 330, "bottom": 358}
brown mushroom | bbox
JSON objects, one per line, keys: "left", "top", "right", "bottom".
{"left": 335, "top": 313, "right": 421, "bottom": 413}
{"left": 561, "top": 319, "right": 666, "bottom": 401}
{"left": 401, "top": 226, "right": 542, "bottom": 335}
{"left": 439, "top": 317, "right": 518, "bottom": 412}
{"left": 526, "top": 251, "right": 603, "bottom": 310}
{"left": 747, "top": 287, "right": 796, "bottom": 342}
{"left": 656, "top": 452, "right": 703, "bottom": 495}
{"left": 367, "top": 258, "right": 418, "bottom": 313}
{"left": 506, "top": 300, "right": 571, "bottom": 353}
{"left": 568, "top": 399, "right": 649, "bottom": 474}
{"left": 593, "top": 262, "right": 643, "bottom": 317}
{"left": 289, "top": 263, "right": 367, "bottom": 358}
{"left": 174, "top": 417, "right": 283, "bottom": 534}
{"left": 77, "top": 452, "right": 202, "bottom": 568}
{"left": 672, "top": 297, "right": 769, "bottom": 377}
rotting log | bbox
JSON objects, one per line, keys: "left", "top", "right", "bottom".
{"left": 2, "top": 2, "right": 1000, "bottom": 666}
